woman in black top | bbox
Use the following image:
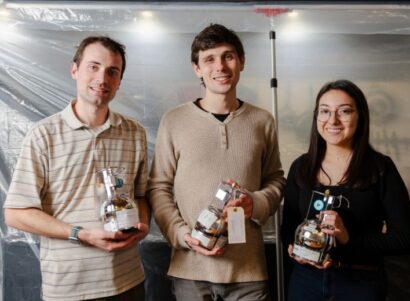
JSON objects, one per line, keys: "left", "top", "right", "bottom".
{"left": 281, "top": 79, "right": 410, "bottom": 301}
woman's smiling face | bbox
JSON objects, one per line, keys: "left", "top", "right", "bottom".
{"left": 316, "top": 89, "right": 359, "bottom": 149}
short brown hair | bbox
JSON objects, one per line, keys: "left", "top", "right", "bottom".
{"left": 191, "top": 23, "right": 245, "bottom": 65}
{"left": 73, "top": 36, "right": 127, "bottom": 79}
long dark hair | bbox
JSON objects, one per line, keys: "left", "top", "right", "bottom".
{"left": 297, "top": 79, "right": 379, "bottom": 188}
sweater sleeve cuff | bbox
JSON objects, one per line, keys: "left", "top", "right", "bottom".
{"left": 247, "top": 190, "right": 279, "bottom": 226}
{"left": 176, "top": 225, "right": 193, "bottom": 250}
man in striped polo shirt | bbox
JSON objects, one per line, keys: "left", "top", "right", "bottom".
{"left": 4, "top": 36, "right": 150, "bottom": 300}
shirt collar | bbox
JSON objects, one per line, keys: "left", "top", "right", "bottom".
{"left": 61, "top": 99, "right": 122, "bottom": 130}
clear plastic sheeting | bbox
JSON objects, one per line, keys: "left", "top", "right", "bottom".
{"left": 1, "top": 2, "right": 410, "bottom": 301}
{"left": 3, "top": 3, "right": 410, "bottom": 34}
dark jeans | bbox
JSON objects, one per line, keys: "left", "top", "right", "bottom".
{"left": 288, "top": 264, "right": 386, "bottom": 301}
{"left": 90, "top": 282, "right": 145, "bottom": 301}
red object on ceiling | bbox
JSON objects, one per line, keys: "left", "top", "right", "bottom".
{"left": 254, "top": 7, "right": 291, "bottom": 17}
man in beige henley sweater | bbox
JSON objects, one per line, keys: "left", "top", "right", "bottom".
{"left": 148, "top": 24, "right": 285, "bottom": 301}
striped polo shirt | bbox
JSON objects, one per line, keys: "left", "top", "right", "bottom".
{"left": 5, "top": 100, "right": 147, "bottom": 300}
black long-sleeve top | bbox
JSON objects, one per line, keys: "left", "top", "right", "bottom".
{"left": 282, "top": 153, "right": 410, "bottom": 266}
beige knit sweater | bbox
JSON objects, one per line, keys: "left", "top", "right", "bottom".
{"left": 148, "top": 101, "right": 285, "bottom": 283}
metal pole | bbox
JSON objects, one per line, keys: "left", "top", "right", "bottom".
{"left": 270, "top": 30, "right": 284, "bottom": 301}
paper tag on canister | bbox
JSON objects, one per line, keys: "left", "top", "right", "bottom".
{"left": 227, "top": 207, "right": 246, "bottom": 244}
